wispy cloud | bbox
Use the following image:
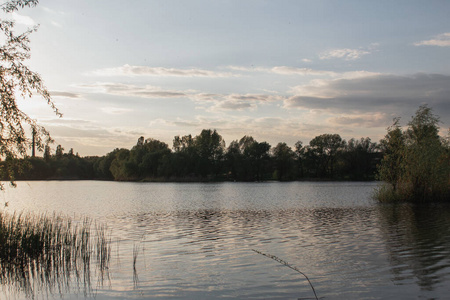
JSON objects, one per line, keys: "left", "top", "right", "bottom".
{"left": 81, "top": 82, "right": 283, "bottom": 111}
{"left": 42, "top": 6, "right": 66, "bottom": 15}
{"left": 319, "top": 48, "right": 370, "bottom": 60}
{"left": 414, "top": 33, "right": 450, "bottom": 47}
{"left": 101, "top": 107, "right": 134, "bottom": 115}
{"left": 43, "top": 118, "right": 91, "bottom": 125}
{"left": 227, "top": 65, "right": 379, "bottom": 79}
{"left": 90, "top": 64, "right": 235, "bottom": 78}
{"left": 11, "top": 12, "right": 35, "bottom": 26}
{"left": 328, "top": 112, "right": 390, "bottom": 128}
{"left": 80, "top": 83, "right": 187, "bottom": 98}
{"left": 228, "top": 65, "right": 335, "bottom": 76}
{"left": 50, "top": 91, "right": 81, "bottom": 98}
{"left": 50, "top": 21, "right": 62, "bottom": 28}
{"left": 191, "top": 93, "right": 284, "bottom": 111}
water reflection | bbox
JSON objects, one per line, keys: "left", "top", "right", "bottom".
{"left": 115, "top": 207, "right": 382, "bottom": 299}
{"left": 3, "top": 181, "right": 450, "bottom": 299}
{"left": 377, "top": 203, "right": 450, "bottom": 291}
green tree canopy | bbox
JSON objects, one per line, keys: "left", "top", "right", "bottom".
{"left": 272, "top": 142, "right": 296, "bottom": 180}
{"left": 306, "top": 133, "right": 345, "bottom": 177}
{"left": 377, "top": 105, "right": 450, "bottom": 202}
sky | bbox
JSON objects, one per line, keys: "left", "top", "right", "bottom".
{"left": 4, "top": 0, "right": 450, "bottom": 156}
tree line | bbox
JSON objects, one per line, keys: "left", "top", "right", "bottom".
{"left": 5, "top": 131, "right": 381, "bottom": 182}
{"left": 4, "top": 105, "right": 449, "bottom": 203}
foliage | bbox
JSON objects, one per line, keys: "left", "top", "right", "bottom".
{"left": 272, "top": 142, "right": 296, "bottom": 180}
{"left": 243, "top": 140, "right": 271, "bottom": 181}
{"left": 5, "top": 129, "right": 386, "bottom": 182}
{"left": 342, "top": 137, "right": 379, "bottom": 180}
{"left": 377, "top": 105, "right": 450, "bottom": 202}
{"left": 193, "top": 129, "right": 225, "bottom": 177}
{"left": 377, "top": 118, "right": 405, "bottom": 190}
{"left": 0, "top": 0, "right": 60, "bottom": 187}
{"left": 304, "top": 133, "right": 346, "bottom": 178}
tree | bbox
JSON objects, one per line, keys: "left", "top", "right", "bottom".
{"left": 377, "top": 118, "right": 405, "bottom": 191}
{"left": 43, "top": 145, "right": 51, "bottom": 161}
{"left": 193, "top": 129, "right": 225, "bottom": 177}
{"left": 377, "top": 105, "right": 450, "bottom": 202}
{"left": 402, "top": 105, "right": 449, "bottom": 201}
{"left": 55, "top": 145, "right": 64, "bottom": 158}
{"left": 294, "top": 141, "right": 305, "bottom": 178}
{"left": 109, "top": 148, "right": 132, "bottom": 180}
{"left": 238, "top": 135, "right": 255, "bottom": 153}
{"left": 224, "top": 140, "right": 242, "bottom": 180}
{"left": 0, "top": 0, "right": 60, "bottom": 187}
{"left": 171, "top": 134, "right": 198, "bottom": 177}
{"left": 343, "top": 137, "right": 378, "bottom": 180}
{"left": 136, "top": 138, "right": 170, "bottom": 178}
{"left": 173, "top": 134, "right": 194, "bottom": 152}
{"left": 93, "top": 148, "right": 119, "bottom": 179}
{"left": 244, "top": 140, "right": 271, "bottom": 181}
{"left": 272, "top": 142, "right": 296, "bottom": 180}
{"left": 136, "top": 136, "right": 145, "bottom": 146}
{"left": 307, "top": 134, "right": 345, "bottom": 178}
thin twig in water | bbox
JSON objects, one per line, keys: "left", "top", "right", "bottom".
{"left": 252, "top": 249, "right": 319, "bottom": 300}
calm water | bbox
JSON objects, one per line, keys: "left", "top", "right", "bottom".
{"left": 2, "top": 181, "right": 450, "bottom": 299}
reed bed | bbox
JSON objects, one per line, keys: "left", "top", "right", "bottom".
{"left": 0, "top": 211, "right": 111, "bottom": 298}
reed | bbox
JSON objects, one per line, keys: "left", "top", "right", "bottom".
{"left": 0, "top": 211, "right": 111, "bottom": 298}
{"left": 373, "top": 184, "right": 402, "bottom": 203}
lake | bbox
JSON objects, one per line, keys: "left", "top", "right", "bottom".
{"left": 2, "top": 181, "right": 450, "bottom": 299}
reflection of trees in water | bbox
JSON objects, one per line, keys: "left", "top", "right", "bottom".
{"left": 130, "top": 207, "right": 377, "bottom": 259}
{"left": 377, "top": 203, "right": 450, "bottom": 290}
{"left": 0, "top": 217, "right": 111, "bottom": 299}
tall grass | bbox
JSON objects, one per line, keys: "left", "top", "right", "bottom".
{"left": 0, "top": 211, "right": 111, "bottom": 298}
{"left": 373, "top": 184, "right": 402, "bottom": 203}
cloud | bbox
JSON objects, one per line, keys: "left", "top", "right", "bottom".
{"left": 414, "top": 33, "right": 450, "bottom": 47}
{"left": 43, "top": 118, "right": 91, "bottom": 125}
{"left": 285, "top": 73, "right": 450, "bottom": 119}
{"left": 225, "top": 94, "right": 282, "bottom": 102}
{"left": 90, "top": 64, "right": 234, "bottom": 78}
{"left": 101, "top": 107, "right": 134, "bottom": 115}
{"left": 227, "top": 65, "right": 379, "bottom": 79}
{"left": 228, "top": 65, "right": 335, "bottom": 76}
{"left": 80, "top": 83, "right": 186, "bottom": 98}
{"left": 271, "top": 66, "right": 334, "bottom": 76}
{"left": 319, "top": 48, "right": 370, "bottom": 60}
{"left": 42, "top": 6, "right": 65, "bottom": 15}
{"left": 11, "top": 12, "right": 35, "bottom": 26}
{"left": 328, "top": 112, "right": 390, "bottom": 128}
{"left": 50, "top": 91, "right": 81, "bottom": 98}
{"left": 50, "top": 21, "right": 62, "bottom": 28}
{"left": 82, "top": 81, "right": 285, "bottom": 111}
{"left": 191, "top": 93, "right": 284, "bottom": 111}
{"left": 45, "top": 125, "right": 112, "bottom": 139}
